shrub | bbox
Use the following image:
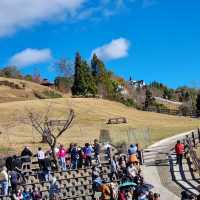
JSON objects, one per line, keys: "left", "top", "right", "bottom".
{"left": 179, "top": 103, "right": 193, "bottom": 116}
{"left": 43, "top": 90, "right": 62, "bottom": 98}
{"left": 120, "top": 98, "right": 137, "bottom": 107}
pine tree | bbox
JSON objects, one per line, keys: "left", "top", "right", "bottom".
{"left": 72, "top": 52, "right": 97, "bottom": 96}
{"left": 196, "top": 92, "right": 200, "bottom": 116}
{"left": 72, "top": 52, "right": 86, "bottom": 95}
{"left": 91, "top": 54, "right": 107, "bottom": 83}
{"left": 91, "top": 54, "right": 115, "bottom": 97}
{"left": 91, "top": 54, "right": 98, "bottom": 79}
{"left": 82, "top": 60, "right": 97, "bottom": 95}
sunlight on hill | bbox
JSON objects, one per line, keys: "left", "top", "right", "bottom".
{"left": 0, "top": 97, "right": 199, "bottom": 153}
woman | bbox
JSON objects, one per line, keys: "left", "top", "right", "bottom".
{"left": 118, "top": 156, "right": 127, "bottom": 175}
{"left": 57, "top": 145, "right": 66, "bottom": 171}
{"left": 83, "top": 143, "right": 93, "bottom": 167}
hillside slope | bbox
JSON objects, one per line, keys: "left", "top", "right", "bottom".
{"left": 0, "top": 77, "right": 63, "bottom": 103}
{"left": 0, "top": 97, "right": 199, "bottom": 153}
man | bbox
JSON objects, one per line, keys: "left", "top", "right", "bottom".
{"left": 127, "top": 162, "right": 138, "bottom": 181}
{"left": 110, "top": 156, "right": 119, "bottom": 181}
{"left": 42, "top": 155, "right": 51, "bottom": 181}
{"left": 71, "top": 144, "right": 79, "bottom": 169}
{"left": 94, "top": 139, "right": 101, "bottom": 165}
{"left": 21, "top": 146, "right": 33, "bottom": 162}
{"left": 175, "top": 140, "right": 184, "bottom": 165}
{"left": 37, "top": 147, "right": 45, "bottom": 170}
{"left": 9, "top": 169, "right": 20, "bottom": 193}
{"left": 0, "top": 167, "right": 8, "bottom": 196}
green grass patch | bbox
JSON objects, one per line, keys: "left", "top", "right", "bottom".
{"left": 0, "top": 146, "right": 15, "bottom": 154}
{"left": 42, "top": 90, "right": 62, "bottom": 98}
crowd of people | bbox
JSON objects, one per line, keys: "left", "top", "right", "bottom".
{"left": 5, "top": 139, "right": 197, "bottom": 199}
{"left": 0, "top": 135, "right": 199, "bottom": 199}
{"left": 0, "top": 165, "right": 60, "bottom": 199}
{"left": 92, "top": 144, "right": 160, "bottom": 200}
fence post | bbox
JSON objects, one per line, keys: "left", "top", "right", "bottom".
{"left": 198, "top": 128, "right": 200, "bottom": 143}
{"left": 192, "top": 132, "right": 195, "bottom": 147}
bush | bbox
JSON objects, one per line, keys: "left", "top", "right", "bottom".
{"left": 42, "top": 90, "right": 62, "bottom": 98}
{"left": 179, "top": 103, "right": 193, "bottom": 116}
{"left": 120, "top": 98, "right": 137, "bottom": 107}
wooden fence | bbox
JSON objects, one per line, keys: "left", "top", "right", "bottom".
{"left": 184, "top": 129, "right": 200, "bottom": 176}
{"left": 145, "top": 108, "right": 200, "bottom": 118}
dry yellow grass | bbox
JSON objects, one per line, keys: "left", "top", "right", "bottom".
{"left": 0, "top": 77, "right": 65, "bottom": 103}
{"left": 0, "top": 97, "right": 199, "bottom": 154}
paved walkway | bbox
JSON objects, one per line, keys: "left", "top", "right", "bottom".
{"left": 142, "top": 130, "right": 200, "bottom": 199}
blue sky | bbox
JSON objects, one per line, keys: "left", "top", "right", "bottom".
{"left": 0, "top": 0, "right": 200, "bottom": 88}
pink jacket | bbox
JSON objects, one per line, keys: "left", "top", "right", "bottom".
{"left": 58, "top": 148, "right": 66, "bottom": 158}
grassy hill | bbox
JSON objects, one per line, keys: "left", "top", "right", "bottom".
{"left": 0, "top": 77, "right": 63, "bottom": 103}
{"left": 0, "top": 97, "right": 199, "bottom": 154}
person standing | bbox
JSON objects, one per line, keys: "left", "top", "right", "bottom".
{"left": 94, "top": 139, "right": 101, "bottom": 165}
{"left": 37, "top": 147, "right": 45, "bottom": 170}
{"left": 110, "top": 156, "right": 119, "bottom": 181}
{"left": 9, "top": 169, "right": 19, "bottom": 194}
{"left": 0, "top": 167, "right": 9, "bottom": 196}
{"left": 21, "top": 146, "right": 33, "bottom": 163}
{"left": 71, "top": 144, "right": 79, "bottom": 169}
{"left": 42, "top": 155, "right": 51, "bottom": 181}
{"left": 58, "top": 145, "right": 66, "bottom": 171}
{"left": 83, "top": 143, "right": 93, "bottom": 167}
{"left": 175, "top": 140, "right": 184, "bottom": 165}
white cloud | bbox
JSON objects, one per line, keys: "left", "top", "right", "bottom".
{"left": 0, "top": 0, "right": 85, "bottom": 36}
{"left": 0, "top": 1, "right": 140, "bottom": 37}
{"left": 91, "top": 38, "right": 130, "bottom": 61}
{"left": 9, "top": 48, "right": 52, "bottom": 67}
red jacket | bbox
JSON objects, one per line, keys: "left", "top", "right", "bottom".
{"left": 175, "top": 143, "right": 184, "bottom": 155}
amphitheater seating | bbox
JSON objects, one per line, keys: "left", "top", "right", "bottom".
{"left": 0, "top": 146, "right": 113, "bottom": 199}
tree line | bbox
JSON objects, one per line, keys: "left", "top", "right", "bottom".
{"left": 2, "top": 54, "right": 200, "bottom": 117}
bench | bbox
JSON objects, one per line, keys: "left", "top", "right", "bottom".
{"left": 107, "top": 117, "right": 127, "bottom": 124}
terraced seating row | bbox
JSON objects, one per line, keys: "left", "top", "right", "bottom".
{"left": 0, "top": 165, "right": 111, "bottom": 200}
{"left": 0, "top": 164, "right": 111, "bottom": 199}
{"left": 0, "top": 143, "right": 116, "bottom": 199}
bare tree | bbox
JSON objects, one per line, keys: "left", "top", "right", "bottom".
{"left": 24, "top": 107, "right": 75, "bottom": 168}
{"left": 54, "top": 58, "right": 74, "bottom": 77}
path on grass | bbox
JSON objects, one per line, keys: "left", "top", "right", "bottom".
{"left": 142, "top": 131, "right": 200, "bottom": 199}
